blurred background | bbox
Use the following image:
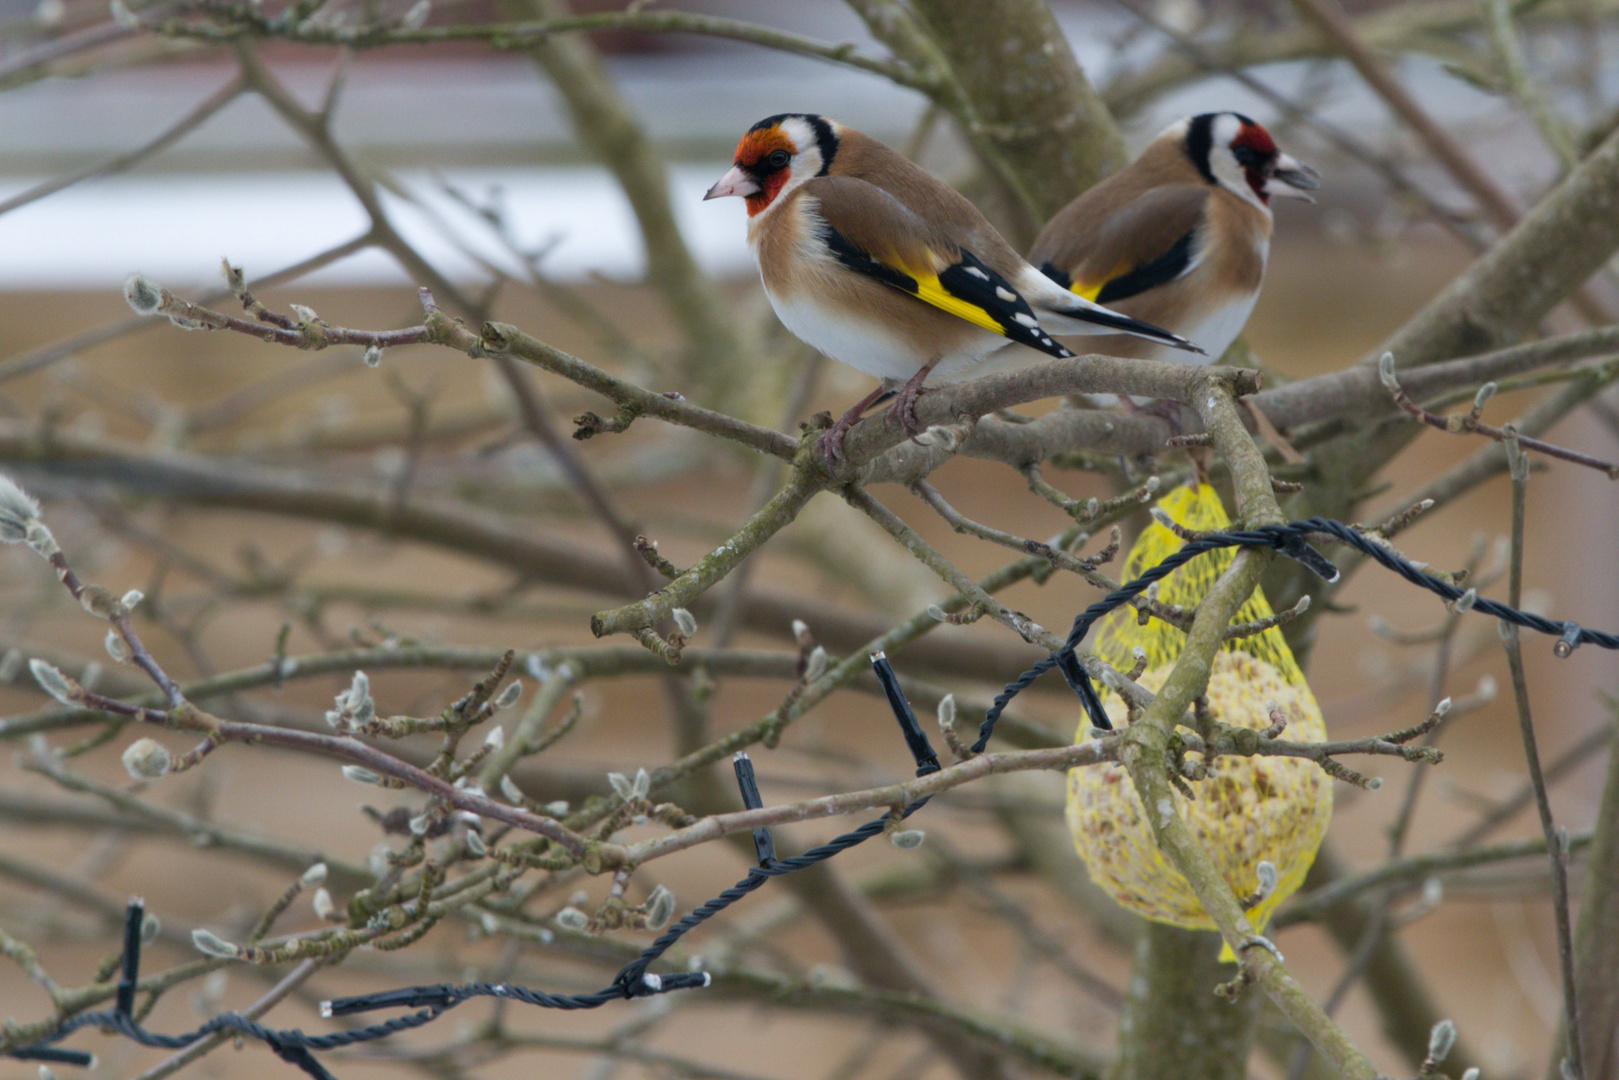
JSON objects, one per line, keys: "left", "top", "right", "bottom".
{"left": 2, "top": 3, "right": 1618, "bottom": 1079}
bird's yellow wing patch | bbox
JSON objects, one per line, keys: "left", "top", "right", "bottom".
{"left": 1066, "top": 279, "right": 1105, "bottom": 303}
{"left": 822, "top": 225, "right": 1073, "bottom": 358}
{"left": 909, "top": 272, "right": 1009, "bottom": 335}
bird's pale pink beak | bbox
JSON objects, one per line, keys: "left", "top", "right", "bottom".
{"left": 1264, "top": 153, "right": 1320, "bottom": 202}
{"left": 704, "top": 165, "right": 760, "bottom": 201}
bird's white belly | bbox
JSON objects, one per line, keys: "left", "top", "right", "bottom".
{"left": 1182, "top": 292, "right": 1260, "bottom": 364}
{"left": 764, "top": 286, "right": 1010, "bottom": 385}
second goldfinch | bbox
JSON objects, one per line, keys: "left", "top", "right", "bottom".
{"left": 1029, "top": 112, "right": 1319, "bottom": 367}
{"left": 704, "top": 113, "right": 1201, "bottom": 463}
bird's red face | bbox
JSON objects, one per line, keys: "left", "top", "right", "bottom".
{"left": 1230, "top": 122, "right": 1278, "bottom": 200}
{"left": 705, "top": 115, "right": 837, "bottom": 217}
{"left": 1228, "top": 119, "right": 1319, "bottom": 204}
{"left": 736, "top": 126, "right": 797, "bottom": 216}
{"left": 705, "top": 124, "right": 796, "bottom": 216}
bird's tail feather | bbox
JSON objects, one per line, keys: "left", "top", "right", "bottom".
{"left": 1035, "top": 298, "right": 1203, "bottom": 354}
{"left": 1014, "top": 266, "right": 1203, "bottom": 354}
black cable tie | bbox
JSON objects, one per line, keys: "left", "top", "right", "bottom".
{"left": 1056, "top": 649, "right": 1112, "bottom": 732}
{"left": 1555, "top": 622, "right": 1582, "bottom": 658}
{"left": 869, "top": 652, "right": 941, "bottom": 776}
{"left": 115, "top": 897, "right": 143, "bottom": 1018}
{"left": 1274, "top": 531, "right": 1340, "bottom": 582}
{"left": 321, "top": 985, "right": 459, "bottom": 1018}
{"left": 731, "top": 752, "right": 776, "bottom": 866}
{"left": 9, "top": 1047, "right": 95, "bottom": 1066}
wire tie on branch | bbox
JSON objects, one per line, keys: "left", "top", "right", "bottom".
{"left": 732, "top": 750, "right": 776, "bottom": 866}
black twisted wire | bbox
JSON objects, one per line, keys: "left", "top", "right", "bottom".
{"left": 972, "top": 518, "right": 1617, "bottom": 754}
{"left": 7, "top": 656, "right": 942, "bottom": 1080}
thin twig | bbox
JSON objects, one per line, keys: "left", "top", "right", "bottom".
{"left": 1499, "top": 430, "right": 1585, "bottom": 1079}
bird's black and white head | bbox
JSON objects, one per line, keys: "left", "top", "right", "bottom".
{"left": 1176, "top": 113, "right": 1320, "bottom": 210}
{"left": 704, "top": 114, "right": 841, "bottom": 217}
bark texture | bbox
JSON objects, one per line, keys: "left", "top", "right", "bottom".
{"left": 1551, "top": 738, "right": 1619, "bottom": 1080}
{"left": 1110, "top": 924, "right": 1258, "bottom": 1080}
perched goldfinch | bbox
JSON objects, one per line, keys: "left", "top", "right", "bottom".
{"left": 1066, "top": 483, "right": 1332, "bottom": 937}
{"left": 1029, "top": 113, "right": 1319, "bottom": 366}
{"left": 704, "top": 113, "right": 1201, "bottom": 463}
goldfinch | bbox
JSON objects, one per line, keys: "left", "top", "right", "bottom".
{"left": 1029, "top": 113, "right": 1319, "bottom": 367}
{"left": 1066, "top": 482, "right": 1331, "bottom": 939}
{"left": 704, "top": 113, "right": 1201, "bottom": 463}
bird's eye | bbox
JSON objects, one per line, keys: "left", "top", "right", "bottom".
{"left": 1232, "top": 146, "right": 1265, "bottom": 170}
{"left": 766, "top": 149, "right": 791, "bottom": 169}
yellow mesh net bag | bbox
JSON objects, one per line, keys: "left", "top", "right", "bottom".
{"left": 1064, "top": 482, "right": 1332, "bottom": 931}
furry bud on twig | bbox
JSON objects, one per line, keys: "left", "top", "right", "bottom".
{"left": 1378, "top": 352, "right": 1398, "bottom": 390}
{"left": 120, "top": 589, "right": 144, "bottom": 612}
{"left": 483, "top": 725, "right": 505, "bottom": 749}
{"left": 327, "top": 671, "right": 374, "bottom": 730}
{"left": 608, "top": 772, "right": 634, "bottom": 800}
{"left": 889, "top": 829, "right": 925, "bottom": 849}
{"left": 341, "top": 765, "right": 382, "bottom": 785}
{"left": 644, "top": 884, "right": 676, "bottom": 931}
{"left": 190, "top": 929, "right": 240, "bottom": 959}
{"left": 300, "top": 862, "right": 328, "bottom": 886}
{"left": 1461, "top": 1070, "right": 1480, "bottom": 1080}
{"left": 936, "top": 693, "right": 956, "bottom": 728}
{"left": 804, "top": 645, "right": 827, "bottom": 682}
{"left": 545, "top": 800, "right": 569, "bottom": 816}
{"left": 631, "top": 767, "right": 651, "bottom": 799}
{"left": 0, "top": 472, "right": 42, "bottom": 544}
{"left": 311, "top": 887, "right": 335, "bottom": 921}
{"left": 123, "top": 273, "right": 163, "bottom": 316}
{"left": 105, "top": 629, "right": 131, "bottom": 663}
{"left": 1452, "top": 588, "right": 1477, "bottom": 613}
{"left": 671, "top": 608, "right": 697, "bottom": 638}
{"left": 1427, "top": 1019, "right": 1456, "bottom": 1064}
{"left": 791, "top": 619, "right": 811, "bottom": 644}
{"left": 362, "top": 342, "right": 382, "bottom": 368}
{"left": 121, "top": 738, "right": 171, "bottom": 780}
{"left": 30, "top": 659, "right": 76, "bottom": 706}
{"left": 1472, "top": 382, "right": 1497, "bottom": 412}
{"left": 400, "top": 0, "right": 429, "bottom": 27}
{"left": 555, "top": 906, "right": 589, "bottom": 932}
{"left": 925, "top": 604, "right": 946, "bottom": 622}
{"left": 494, "top": 680, "right": 522, "bottom": 710}
{"left": 1254, "top": 860, "right": 1278, "bottom": 900}
{"left": 289, "top": 304, "right": 319, "bottom": 325}
{"left": 499, "top": 775, "right": 524, "bottom": 803}
{"left": 464, "top": 830, "right": 487, "bottom": 856}
{"left": 140, "top": 913, "right": 160, "bottom": 944}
